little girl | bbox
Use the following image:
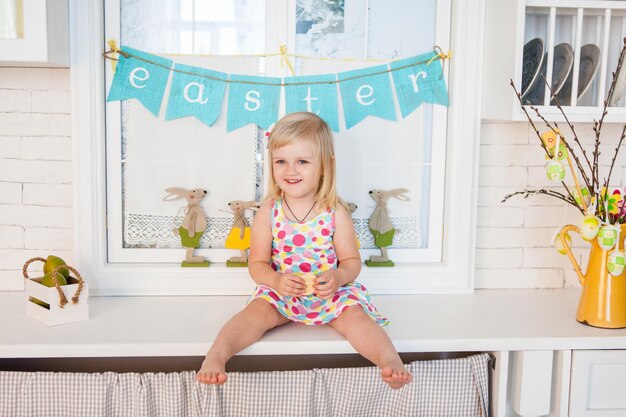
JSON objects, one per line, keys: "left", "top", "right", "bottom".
{"left": 197, "top": 112, "right": 411, "bottom": 389}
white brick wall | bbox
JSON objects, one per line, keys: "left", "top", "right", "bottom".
{"left": 0, "top": 68, "right": 73, "bottom": 291}
{"left": 476, "top": 121, "right": 624, "bottom": 289}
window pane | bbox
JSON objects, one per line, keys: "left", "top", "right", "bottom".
{"left": 116, "top": 1, "right": 264, "bottom": 253}
{"left": 295, "top": 0, "right": 439, "bottom": 250}
{"left": 121, "top": 0, "right": 265, "bottom": 54}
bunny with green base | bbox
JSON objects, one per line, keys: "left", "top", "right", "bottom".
{"left": 365, "top": 188, "right": 410, "bottom": 267}
{"left": 163, "top": 187, "right": 210, "bottom": 267}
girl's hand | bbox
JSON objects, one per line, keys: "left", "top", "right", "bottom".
{"left": 314, "top": 270, "right": 341, "bottom": 299}
{"left": 276, "top": 273, "right": 306, "bottom": 297}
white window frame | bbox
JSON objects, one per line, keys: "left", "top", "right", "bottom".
{"left": 71, "top": 0, "right": 484, "bottom": 295}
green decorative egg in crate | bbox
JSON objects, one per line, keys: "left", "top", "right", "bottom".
{"left": 22, "top": 256, "right": 89, "bottom": 326}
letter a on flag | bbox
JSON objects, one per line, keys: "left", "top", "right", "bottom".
{"left": 165, "top": 64, "right": 227, "bottom": 127}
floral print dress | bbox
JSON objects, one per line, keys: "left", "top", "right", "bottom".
{"left": 250, "top": 199, "right": 389, "bottom": 326}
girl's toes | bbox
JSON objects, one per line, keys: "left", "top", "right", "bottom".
{"left": 381, "top": 367, "right": 394, "bottom": 381}
{"left": 196, "top": 371, "right": 228, "bottom": 385}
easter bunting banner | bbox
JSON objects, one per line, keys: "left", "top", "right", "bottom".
{"left": 106, "top": 46, "right": 449, "bottom": 132}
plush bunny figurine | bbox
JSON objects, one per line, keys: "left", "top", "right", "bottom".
{"left": 225, "top": 200, "right": 260, "bottom": 267}
{"left": 163, "top": 187, "right": 210, "bottom": 267}
{"left": 346, "top": 201, "right": 361, "bottom": 249}
{"left": 366, "top": 188, "right": 410, "bottom": 266}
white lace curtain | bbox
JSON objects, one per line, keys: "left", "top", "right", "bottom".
{"left": 0, "top": 354, "right": 490, "bottom": 417}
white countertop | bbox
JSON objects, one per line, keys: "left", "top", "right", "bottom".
{"left": 2, "top": 289, "right": 626, "bottom": 358}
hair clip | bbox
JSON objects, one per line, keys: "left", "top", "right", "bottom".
{"left": 264, "top": 123, "right": 275, "bottom": 138}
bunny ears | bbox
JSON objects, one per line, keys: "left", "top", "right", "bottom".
{"left": 369, "top": 188, "right": 411, "bottom": 202}
{"left": 163, "top": 187, "right": 207, "bottom": 202}
{"left": 386, "top": 188, "right": 410, "bottom": 201}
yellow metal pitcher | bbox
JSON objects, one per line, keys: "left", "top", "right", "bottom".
{"left": 560, "top": 224, "right": 626, "bottom": 328}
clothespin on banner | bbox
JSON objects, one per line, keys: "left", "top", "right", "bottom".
{"left": 279, "top": 45, "right": 296, "bottom": 76}
{"left": 108, "top": 39, "right": 119, "bottom": 73}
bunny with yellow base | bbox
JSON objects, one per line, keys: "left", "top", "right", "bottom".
{"left": 163, "top": 187, "right": 210, "bottom": 267}
{"left": 225, "top": 200, "right": 261, "bottom": 267}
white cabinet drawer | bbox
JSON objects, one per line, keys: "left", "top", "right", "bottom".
{"left": 570, "top": 350, "right": 626, "bottom": 417}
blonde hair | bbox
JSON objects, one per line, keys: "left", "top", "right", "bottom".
{"left": 266, "top": 112, "right": 343, "bottom": 210}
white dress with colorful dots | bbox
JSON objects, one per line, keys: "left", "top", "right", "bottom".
{"left": 250, "top": 199, "right": 389, "bottom": 326}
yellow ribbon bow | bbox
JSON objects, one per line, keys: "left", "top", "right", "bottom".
{"left": 427, "top": 45, "right": 453, "bottom": 79}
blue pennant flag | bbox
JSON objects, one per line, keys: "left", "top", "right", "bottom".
{"left": 391, "top": 52, "right": 449, "bottom": 118}
{"left": 284, "top": 74, "right": 339, "bottom": 132}
{"left": 338, "top": 65, "right": 396, "bottom": 129}
{"left": 227, "top": 74, "right": 281, "bottom": 132}
{"left": 165, "top": 64, "right": 227, "bottom": 127}
{"left": 107, "top": 46, "right": 172, "bottom": 117}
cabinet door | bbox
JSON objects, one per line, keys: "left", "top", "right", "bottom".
{"left": 570, "top": 350, "right": 626, "bottom": 417}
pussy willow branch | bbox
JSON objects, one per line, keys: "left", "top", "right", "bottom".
{"left": 510, "top": 80, "right": 551, "bottom": 156}
{"left": 592, "top": 120, "right": 601, "bottom": 190}
{"left": 514, "top": 78, "right": 593, "bottom": 192}
{"left": 527, "top": 103, "right": 593, "bottom": 191}
{"left": 593, "top": 38, "right": 626, "bottom": 190}
{"left": 510, "top": 81, "right": 587, "bottom": 213}
{"left": 561, "top": 181, "right": 586, "bottom": 215}
{"left": 604, "top": 124, "right": 626, "bottom": 191}
{"left": 601, "top": 38, "right": 626, "bottom": 122}
{"left": 502, "top": 189, "right": 582, "bottom": 213}
{"left": 542, "top": 79, "right": 594, "bottom": 187}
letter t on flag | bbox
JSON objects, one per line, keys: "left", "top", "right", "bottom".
{"left": 284, "top": 74, "right": 339, "bottom": 132}
{"left": 107, "top": 46, "right": 173, "bottom": 117}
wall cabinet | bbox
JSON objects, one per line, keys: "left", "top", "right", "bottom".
{"left": 0, "top": 0, "right": 69, "bottom": 67}
{"left": 483, "top": 0, "right": 626, "bottom": 123}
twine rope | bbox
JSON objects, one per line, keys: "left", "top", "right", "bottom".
{"left": 102, "top": 43, "right": 451, "bottom": 87}
{"left": 22, "top": 258, "right": 85, "bottom": 308}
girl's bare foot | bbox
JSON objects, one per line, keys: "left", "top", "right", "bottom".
{"left": 381, "top": 366, "right": 412, "bottom": 389}
{"left": 196, "top": 352, "right": 228, "bottom": 385}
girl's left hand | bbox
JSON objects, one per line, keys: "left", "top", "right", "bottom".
{"left": 314, "top": 270, "right": 341, "bottom": 299}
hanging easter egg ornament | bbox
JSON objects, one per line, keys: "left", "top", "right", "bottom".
{"left": 545, "top": 160, "right": 566, "bottom": 182}
{"left": 597, "top": 224, "right": 618, "bottom": 251}
{"left": 544, "top": 131, "right": 566, "bottom": 182}
{"left": 607, "top": 250, "right": 626, "bottom": 276}
{"left": 607, "top": 225, "right": 625, "bottom": 276}
{"left": 579, "top": 215, "right": 600, "bottom": 241}
{"left": 552, "top": 229, "right": 572, "bottom": 255}
{"left": 574, "top": 187, "right": 591, "bottom": 208}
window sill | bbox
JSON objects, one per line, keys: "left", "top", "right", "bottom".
{"left": 1, "top": 289, "right": 626, "bottom": 359}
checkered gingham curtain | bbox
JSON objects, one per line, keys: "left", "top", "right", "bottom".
{"left": 0, "top": 353, "right": 490, "bottom": 417}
